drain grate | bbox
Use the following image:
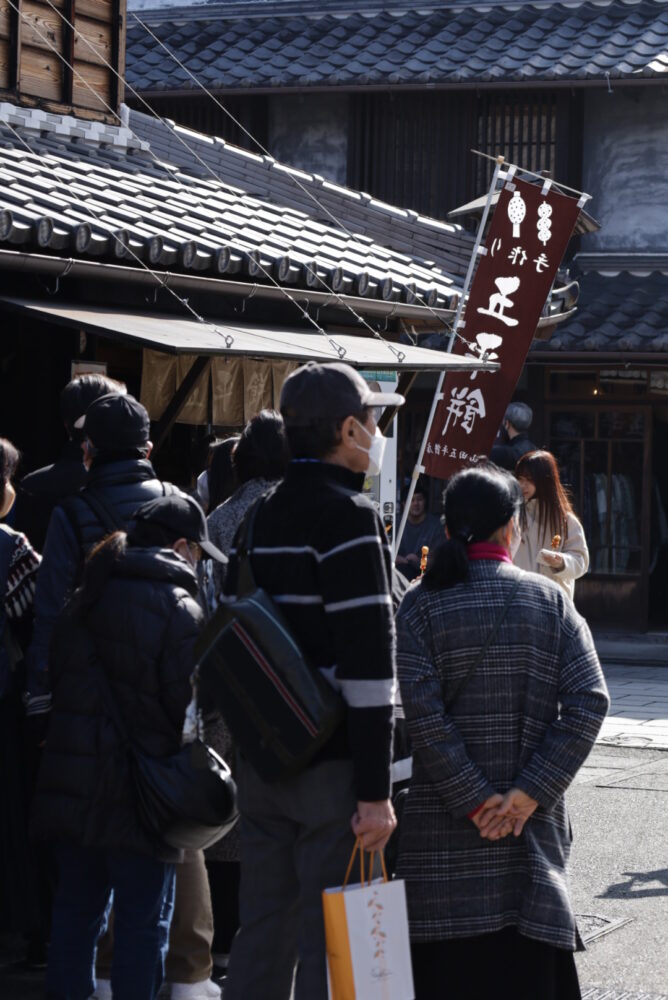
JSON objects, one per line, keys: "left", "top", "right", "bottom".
{"left": 577, "top": 913, "right": 631, "bottom": 943}
{"left": 582, "top": 990, "right": 668, "bottom": 999}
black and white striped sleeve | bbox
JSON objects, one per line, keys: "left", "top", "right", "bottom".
{"left": 317, "top": 500, "right": 395, "bottom": 801}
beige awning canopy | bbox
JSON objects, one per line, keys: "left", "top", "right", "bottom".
{"left": 0, "top": 297, "right": 498, "bottom": 373}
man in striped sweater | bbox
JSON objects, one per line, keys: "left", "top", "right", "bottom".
{"left": 222, "top": 362, "right": 403, "bottom": 1000}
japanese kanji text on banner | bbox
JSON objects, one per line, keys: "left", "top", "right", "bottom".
{"left": 423, "top": 177, "right": 582, "bottom": 479}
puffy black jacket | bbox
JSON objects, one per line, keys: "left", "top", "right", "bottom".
{"left": 32, "top": 546, "right": 203, "bottom": 860}
{"left": 26, "top": 456, "right": 170, "bottom": 705}
{"left": 489, "top": 432, "right": 537, "bottom": 472}
{"left": 14, "top": 441, "right": 88, "bottom": 552}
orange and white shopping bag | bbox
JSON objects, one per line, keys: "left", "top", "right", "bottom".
{"left": 322, "top": 839, "right": 414, "bottom": 1000}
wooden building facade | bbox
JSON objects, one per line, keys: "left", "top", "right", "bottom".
{"left": 0, "top": 0, "right": 126, "bottom": 119}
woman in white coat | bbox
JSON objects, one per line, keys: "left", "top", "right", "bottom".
{"left": 513, "top": 450, "right": 589, "bottom": 601}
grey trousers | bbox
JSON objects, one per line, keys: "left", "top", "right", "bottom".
{"left": 223, "top": 757, "right": 358, "bottom": 1000}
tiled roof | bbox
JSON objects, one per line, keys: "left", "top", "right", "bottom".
{"left": 535, "top": 271, "right": 668, "bottom": 353}
{"left": 129, "top": 110, "right": 473, "bottom": 277}
{"left": 126, "top": 0, "right": 668, "bottom": 92}
{"left": 0, "top": 102, "right": 469, "bottom": 309}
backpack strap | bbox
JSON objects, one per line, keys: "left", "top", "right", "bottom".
{"left": 443, "top": 577, "right": 521, "bottom": 712}
{"left": 63, "top": 480, "right": 178, "bottom": 545}
{"left": 78, "top": 489, "right": 125, "bottom": 535}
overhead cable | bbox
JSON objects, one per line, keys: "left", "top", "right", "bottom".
{"left": 3, "top": 0, "right": 356, "bottom": 362}
{"left": 33, "top": 0, "right": 412, "bottom": 364}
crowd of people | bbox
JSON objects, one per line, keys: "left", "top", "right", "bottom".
{"left": 0, "top": 369, "right": 608, "bottom": 1000}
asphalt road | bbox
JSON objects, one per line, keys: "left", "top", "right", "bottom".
{"left": 569, "top": 743, "right": 668, "bottom": 997}
{"left": 3, "top": 669, "right": 667, "bottom": 1000}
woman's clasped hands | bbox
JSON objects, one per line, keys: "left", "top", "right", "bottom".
{"left": 470, "top": 789, "right": 539, "bottom": 841}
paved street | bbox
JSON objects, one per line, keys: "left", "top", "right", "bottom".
{"left": 2, "top": 659, "right": 667, "bottom": 999}
{"left": 598, "top": 664, "right": 668, "bottom": 750}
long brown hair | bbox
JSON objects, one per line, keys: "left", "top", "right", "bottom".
{"left": 515, "top": 450, "right": 572, "bottom": 543}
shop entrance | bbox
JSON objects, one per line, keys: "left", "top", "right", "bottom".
{"left": 648, "top": 408, "right": 668, "bottom": 627}
{"left": 546, "top": 403, "right": 651, "bottom": 629}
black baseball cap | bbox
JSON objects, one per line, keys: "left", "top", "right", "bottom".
{"left": 84, "top": 393, "right": 150, "bottom": 452}
{"left": 133, "top": 493, "right": 228, "bottom": 563}
{"left": 280, "top": 362, "right": 404, "bottom": 426}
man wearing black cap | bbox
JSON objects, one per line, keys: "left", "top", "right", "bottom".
{"left": 25, "top": 393, "right": 173, "bottom": 728}
{"left": 222, "top": 361, "right": 403, "bottom": 1000}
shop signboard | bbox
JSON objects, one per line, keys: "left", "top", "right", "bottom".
{"left": 423, "top": 176, "right": 582, "bottom": 479}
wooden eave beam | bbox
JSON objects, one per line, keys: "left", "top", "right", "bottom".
{"left": 8, "top": 0, "right": 20, "bottom": 92}
{"left": 152, "top": 355, "right": 211, "bottom": 454}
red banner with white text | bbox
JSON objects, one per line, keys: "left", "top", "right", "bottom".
{"left": 423, "top": 177, "right": 582, "bottom": 479}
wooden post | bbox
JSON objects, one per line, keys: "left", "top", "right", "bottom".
{"left": 151, "top": 355, "right": 211, "bottom": 455}
{"left": 62, "top": 0, "right": 75, "bottom": 107}
{"left": 8, "top": 0, "right": 21, "bottom": 92}
{"left": 111, "top": 0, "right": 125, "bottom": 113}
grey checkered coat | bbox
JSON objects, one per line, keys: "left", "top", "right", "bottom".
{"left": 395, "top": 559, "right": 609, "bottom": 950}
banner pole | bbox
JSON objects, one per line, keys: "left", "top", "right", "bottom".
{"left": 394, "top": 155, "right": 506, "bottom": 557}
{"left": 470, "top": 149, "right": 592, "bottom": 203}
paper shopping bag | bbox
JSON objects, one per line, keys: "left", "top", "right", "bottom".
{"left": 322, "top": 841, "right": 414, "bottom": 1000}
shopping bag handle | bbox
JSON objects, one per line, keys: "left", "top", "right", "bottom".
{"left": 343, "top": 838, "right": 389, "bottom": 887}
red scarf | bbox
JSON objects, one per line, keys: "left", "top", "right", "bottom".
{"left": 466, "top": 541, "right": 512, "bottom": 565}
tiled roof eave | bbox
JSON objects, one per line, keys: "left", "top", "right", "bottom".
{"left": 0, "top": 107, "right": 473, "bottom": 309}
{"left": 133, "top": 75, "right": 668, "bottom": 97}
{"left": 530, "top": 270, "right": 668, "bottom": 355}
{"left": 126, "top": 0, "right": 668, "bottom": 92}
{"left": 0, "top": 248, "right": 458, "bottom": 323}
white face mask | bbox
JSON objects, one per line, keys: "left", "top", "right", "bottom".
{"left": 354, "top": 420, "right": 387, "bottom": 477}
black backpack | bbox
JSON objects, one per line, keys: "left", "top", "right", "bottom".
{"left": 196, "top": 499, "right": 344, "bottom": 783}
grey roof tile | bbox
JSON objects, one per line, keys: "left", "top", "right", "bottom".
{"left": 534, "top": 271, "right": 668, "bottom": 354}
{"left": 0, "top": 105, "right": 475, "bottom": 310}
{"left": 126, "top": 1, "right": 668, "bottom": 90}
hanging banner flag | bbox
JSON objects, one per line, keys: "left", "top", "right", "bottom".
{"left": 423, "top": 176, "right": 582, "bottom": 479}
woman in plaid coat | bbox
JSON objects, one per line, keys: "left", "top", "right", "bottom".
{"left": 396, "top": 466, "right": 609, "bottom": 1000}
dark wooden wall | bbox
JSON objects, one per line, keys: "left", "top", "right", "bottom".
{"left": 347, "top": 89, "right": 584, "bottom": 221}
{"left": 142, "top": 93, "right": 269, "bottom": 154}
{"left": 0, "top": 0, "right": 126, "bottom": 120}
{"left": 134, "top": 86, "right": 584, "bottom": 224}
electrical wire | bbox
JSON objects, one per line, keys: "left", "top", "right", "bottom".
{"left": 0, "top": 117, "right": 363, "bottom": 361}
{"left": 0, "top": 115, "right": 243, "bottom": 350}
{"left": 131, "top": 10, "right": 478, "bottom": 353}
{"left": 31, "top": 0, "right": 415, "bottom": 364}
{"left": 3, "top": 0, "right": 357, "bottom": 362}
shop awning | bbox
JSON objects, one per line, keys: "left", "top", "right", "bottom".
{"left": 0, "top": 297, "right": 498, "bottom": 373}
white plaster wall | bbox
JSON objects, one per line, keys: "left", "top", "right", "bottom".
{"left": 582, "top": 86, "right": 668, "bottom": 252}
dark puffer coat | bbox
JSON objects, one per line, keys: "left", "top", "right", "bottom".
{"left": 27, "top": 457, "right": 170, "bottom": 699}
{"left": 32, "top": 546, "right": 203, "bottom": 860}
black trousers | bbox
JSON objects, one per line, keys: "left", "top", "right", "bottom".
{"left": 206, "top": 859, "right": 240, "bottom": 955}
{"left": 411, "top": 927, "right": 582, "bottom": 1000}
